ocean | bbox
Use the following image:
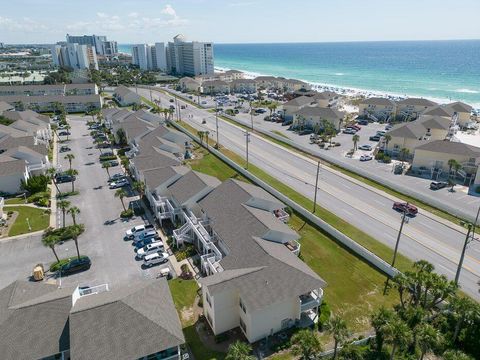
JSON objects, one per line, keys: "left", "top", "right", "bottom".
{"left": 118, "top": 40, "right": 480, "bottom": 107}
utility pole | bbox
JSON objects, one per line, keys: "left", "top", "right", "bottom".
{"left": 150, "top": 89, "right": 153, "bottom": 103}
{"left": 249, "top": 100, "right": 254, "bottom": 131}
{"left": 455, "top": 224, "right": 473, "bottom": 285}
{"left": 244, "top": 131, "right": 251, "bottom": 169}
{"left": 215, "top": 100, "right": 219, "bottom": 149}
{"left": 384, "top": 207, "right": 409, "bottom": 294}
{"left": 312, "top": 161, "right": 320, "bottom": 213}
{"left": 174, "top": 94, "right": 179, "bottom": 121}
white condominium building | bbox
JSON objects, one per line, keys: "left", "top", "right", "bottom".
{"left": 66, "top": 34, "right": 118, "bottom": 56}
{"left": 132, "top": 43, "right": 167, "bottom": 71}
{"left": 51, "top": 43, "right": 99, "bottom": 70}
{"left": 166, "top": 34, "right": 214, "bottom": 76}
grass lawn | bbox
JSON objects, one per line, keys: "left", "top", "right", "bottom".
{"left": 7, "top": 206, "right": 50, "bottom": 236}
{"left": 271, "top": 130, "right": 290, "bottom": 139}
{"left": 168, "top": 279, "right": 226, "bottom": 360}
{"left": 4, "top": 198, "right": 26, "bottom": 205}
{"left": 267, "top": 352, "right": 294, "bottom": 360}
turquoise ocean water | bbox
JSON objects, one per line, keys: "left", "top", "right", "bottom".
{"left": 118, "top": 40, "right": 480, "bottom": 107}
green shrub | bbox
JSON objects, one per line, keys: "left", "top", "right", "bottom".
{"left": 317, "top": 301, "right": 331, "bottom": 330}
{"left": 21, "top": 175, "right": 49, "bottom": 194}
{"left": 50, "top": 255, "right": 89, "bottom": 272}
{"left": 375, "top": 152, "right": 384, "bottom": 161}
{"left": 7, "top": 211, "right": 13, "bottom": 216}
{"left": 383, "top": 155, "right": 392, "bottom": 164}
{"left": 43, "top": 224, "right": 85, "bottom": 241}
{"left": 214, "top": 333, "right": 229, "bottom": 343}
{"left": 120, "top": 209, "right": 134, "bottom": 218}
{"left": 173, "top": 244, "right": 196, "bottom": 261}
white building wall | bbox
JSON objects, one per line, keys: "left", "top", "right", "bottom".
{"left": 0, "top": 172, "right": 28, "bottom": 194}
{"left": 204, "top": 289, "right": 240, "bottom": 335}
{"left": 154, "top": 43, "right": 167, "bottom": 71}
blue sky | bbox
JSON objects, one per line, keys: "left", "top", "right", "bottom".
{"left": 2, "top": 0, "right": 480, "bottom": 44}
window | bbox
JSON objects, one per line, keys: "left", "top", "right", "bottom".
{"left": 240, "top": 318, "right": 247, "bottom": 333}
{"left": 239, "top": 298, "right": 246, "bottom": 313}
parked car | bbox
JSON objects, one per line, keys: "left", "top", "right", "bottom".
{"left": 133, "top": 229, "right": 158, "bottom": 243}
{"left": 360, "top": 154, "right": 373, "bottom": 161}
{"left": 110, "top": 173, "right": 126, "bottom": 182}
{"left": 385, "top": 124, "right": 393, "bottom": 130}
{"left": 100, "top": 151, "right": 114, "bottom": 158}
{"left": 169, "top": 99, "right": 174, "bottom": 103}
{"left": 58, "top": 131, "right": 71, "bottom": 136}
{"left": 358, "top": 119, "right": 369, "bottom": 125}
{"left": 376, "top": 131, "right": 386, "bottom": 136}
{"left": 358, "top": 144, "right": 372, "bottom": 151}
{"left": 392, "top": 202, "right": 418, "bottom": 216}
{"left": 109, "top": 178, "right": 128, "bottom": 189}
{"left": 59, "top": 146, "right": 71, "bottom": 153}
{"left": 125, "top": 224, "right": 155, "bottom": 239}
{"left": 60, "top": 256, "right": 91, "bottom": 275}
{"left": 55, "top": 173, "right": 76, "bottom": 183}
{"left": 430, "top": 181, "right": 448, "bottom": 190}
{"left": 343, "top": 128, "right": 357, "bottom": 135}
{"left": 135, "top": 236, "right": 162, "bottom": 250}
{"left": 104, "top": 160, "right": 119, "bottom": 167}
{"left": 369, "top": 135, "right": 381, "bottom": 141}
{"left": 143, "top": 252, "right": 169, "bottom": 268}
{"left": 347, "top": 124, "right": 361, "bottom": 131}
{"left": 298, "top": 129, "right": 313, "bottom": 136}
{"left": 136, "top": 241, "right": 165, "bottom": 259}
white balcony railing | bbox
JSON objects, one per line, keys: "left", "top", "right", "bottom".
{"left": 72, "top": 284, "right": 109, "bottom": 306}
{"left": 285, "top": 239, "right": 301, "bottom": 256}
{"left": 274, "top": 208, "right": 289, "bottom": 223}
{"left": 300, "top": 288, "right": 323, "bottom": 312}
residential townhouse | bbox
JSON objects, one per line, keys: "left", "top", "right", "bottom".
{"left": 312, "top": 91, "right": 339, "bottom": 108}
{"left": 293, "top": 106, "right": 346, "bottom": 131}
{"left": 113, "top": 85, "right": 142, "bottom": 107}
{"left": 201, "top": 80, "right": 231, "bottom": 95}
{"left": 111, "top": 114, "right": 154, "bottom": 146}
{"left": 222, "top": 69, "right": 244, "bottom": 81}
{"left": 254, "top": 76, "right": 311, "bottom": 92}
{"left": 282, "top": 96, "right": 314, "bottom": 120}
{"left": 446, "top": 101, "right": 474, "bottom": 128}
{"left": 0, "top": 84, "right": 98, "bottom": 97}
{"left": 384, "top": 115, "right": 452, "bottom": 156}
{"left": 0, "top": 279, "right": 184, "bottom": 360}
{"left": 129, "top": 152, "right": 180, "bottom": 182}
{"left": 395, "top": 98, "right": 437, "bottom": 121}
{"left": 231, "top": 79, "right": 257, "bottom": 94}
{"left": 178, "top": 77, "right": 202, "bottom": 93}
{"left": 102, "top": 108, "right": 132, "bottom": 128}
{"left": 132, "top": 124, "right": 189, "bottom": 159}
{"left": 358, "top": 97, "right": 397, "bottom": 122}
{"left": 1, "top": 109, "right": 52, "bottom": 141}
{"left": 412, "top": 140, "right": 480, "bottom": 185}
{"left": 0, "top": 157, "right": 29, "bottom": 194}
{"left": 0, "top": 94, "right": 102, "bottom": 113}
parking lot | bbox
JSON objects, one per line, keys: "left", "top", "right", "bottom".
{"left": 0, "top": 115, "right": 173, "bottom": 288}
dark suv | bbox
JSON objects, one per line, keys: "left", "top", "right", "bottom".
{"left": 60, "top": 256, "right": 91, "bottom": 275}
{"left": 55, "top": 174, "right": 76, "bottom": 183}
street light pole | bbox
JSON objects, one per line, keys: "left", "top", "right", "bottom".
{"left": 312, "top": 161, "right": 320, "bottom": 213}
{"left": 249, "top": 100, "right": 254, "bottom": 131}
{"left": 244, "top": 131, "right": 251, "bottom": 169}
{"left": 384, "top": 207, "right": 408, "bottom": 294}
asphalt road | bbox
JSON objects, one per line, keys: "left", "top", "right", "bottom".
{"left": 139, "top": 87, "right": 480, "bottom": 300}
{"left": 0, "top": 116, "right": 171, "bottom": 288}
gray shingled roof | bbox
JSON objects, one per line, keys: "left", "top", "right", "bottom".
{"left": 361, "top": 97, "right": 396, "bottom": 106}
{"left": 0, "top": 101, "right": 14, "bottom": 113}
{"left": 131, "top": 152, "right": 179, "bottom": 172}
{"left": 0, "top": 158, "right": 26, "bottom": 176}
{"left": 0, "top": 281, "right": 73, "bottom": 360}
{"left": 447, "top": 101, "right": 473, "bottom": 113}
{"left": 143, "top": 165, "right": 189, "bottom": 190}
{"left": 283, "top": 96, "right": 313, "bottom": 107}
{"left": 387, "top": 122, "right": 427, "bottom": 139}
{"left": 294, "top": 106, "right": 345, "bottom": 120}
{"left": 417, "top": 115, "right": 451, "bottom": 130}
{"left": 312, "top": 91, "right": 338, "bottom": 100}
{"left": 114, "top": 85, "right": 136, "bottom": 98}
{"left": 415, "top": 140, "right": 480, "bottom": 157}
{"left": 397, "top": 98, "right": 437, "bottom": 107}
{"left": 70, "top": 279, "right": 184, "bottom": 360}
{"left": 0, "top": 135, "right": 48, "bottom": 155}
{"left": 422, "top": 105, "right": 453, "bottom": 118}
{"left": 166, "top": 170, "right": 221, "bottom": 205}
{"left": 118, "top": 115, "right": 154, "bottom": 142}
{"left": 0, "top": 123, "right": 29, "bottom": 137}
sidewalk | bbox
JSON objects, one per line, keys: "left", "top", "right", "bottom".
{"left": 49, "top": 133, "right": 58, "bottom": 228}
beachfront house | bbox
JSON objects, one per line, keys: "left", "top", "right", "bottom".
{"left": 395, "top": 98, "right": 438, "bottom": 121}
{"left": 221, "top": 70, "right": 244, "bottom": 81}
{"left": 293, "top": 106, "right": 346, "bottom": 132}
{"left": 412, "top": 140, "right": 480, "bottom": 185}
{"left": 113, "top": 85, "right": 142, "bottom": 107}
{"left": 445, "top": 101, "right": 474, "bottom": 128}
{"left": 231, "top": 79, "right": 257, "bottom": 94}
{"left": 312, "top": 91, "right": 339, "bottom": 108}
{"left": 254, "top": 76, "right": 278, "bottom": 89}
{"left": 358, "top": 97, "right": 397, "bottom": 122}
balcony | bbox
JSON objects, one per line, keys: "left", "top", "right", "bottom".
{"left": 300, "top": 288, "right": 323, "bottom": 312}
{"left": 72, "top": 284, "right": 109, "bottom": 306}
{"left": 285, "top": 239, "right": 301, "bottom": 256}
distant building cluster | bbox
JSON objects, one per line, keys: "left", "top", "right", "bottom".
{"left": 132, "top": 34, "right": 214, "bottom": 76}
{"left": 50, "top": 34, "right": 119, "bottom": 70}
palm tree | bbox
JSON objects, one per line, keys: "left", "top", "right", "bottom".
{"left": 326, "top": 315, "right": 350, "bottom": 359}
{"left": 115, "top": 188, "right": 128, "bottom": 211}
{"left": 133, "top": 181, "right": 145, "bottom": 200}
{"left": 399, "top": 147, "right": 410, "bottom": 165}
{"left": 447, "top": 158, "right": 457, "bottom": 179}
{"left": 339, "top": 343, "right": 363, "bottom": 360}
{"left": 68, "top": 206, "right": 80, "bottom": 226}
{"left": 417, "top": 323, "right": 442, "bottom": 360}
{"left": 442, "top": 350, "right": 474, "bottom": 360}
{"left": 225, "top": 341, "right": 255, "bottom": 360}
{"left": 64, "top": 124, "right": 71, "bottom": 141}
{"left": 291, "top": 329, "right": 323, "bottom": 360}
{"left": 352, "top": 134, "right": 360, "bottom": 152}
{"left": 449, "top": 295, "right": 479, "bottom": 343}
{"left": 197, "top": 130, "right": 205, "bottom": 146}
{"left": 121, "top": 157, "right": 130, "bottom": 176}
{"left": 50, "top": 123, "right": 59, "bottom": 141}
{"left": 205, "top": 131, "right": 210, "bottom": 151}
{"left": 102, "top": 162, "right": 112, "bottom": 179}
{"left": 57, "top": 200, "right": 70, "bottom": 227}
{"left": 383, "top": 317, "right": 413, "bottom": 360}
{"left": 42, "top": 234, "right": 60, "bottom": 262}
{"left": 452, "top": 161, "right": 462, "bottom": 185}
{"left": 64, "top": 153, "right": 75, "bottom": 170}
{"left": 371, "top": 307, "right": 395, "bottom": 353}
{"left": 384, "top": 134, "right": 392, "bottom": 151}
{"left": 66, "top": 169, "right": 78, "bottom": 192}
{"left": 47, "top": 167, "right": 61, "bottom": 195}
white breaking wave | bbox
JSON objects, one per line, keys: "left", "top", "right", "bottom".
{"left": 455, "top": 88, "right": 479, "bottom": 94}
{"left": 334, "top": 73, "right": 345, "bottom": 76}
